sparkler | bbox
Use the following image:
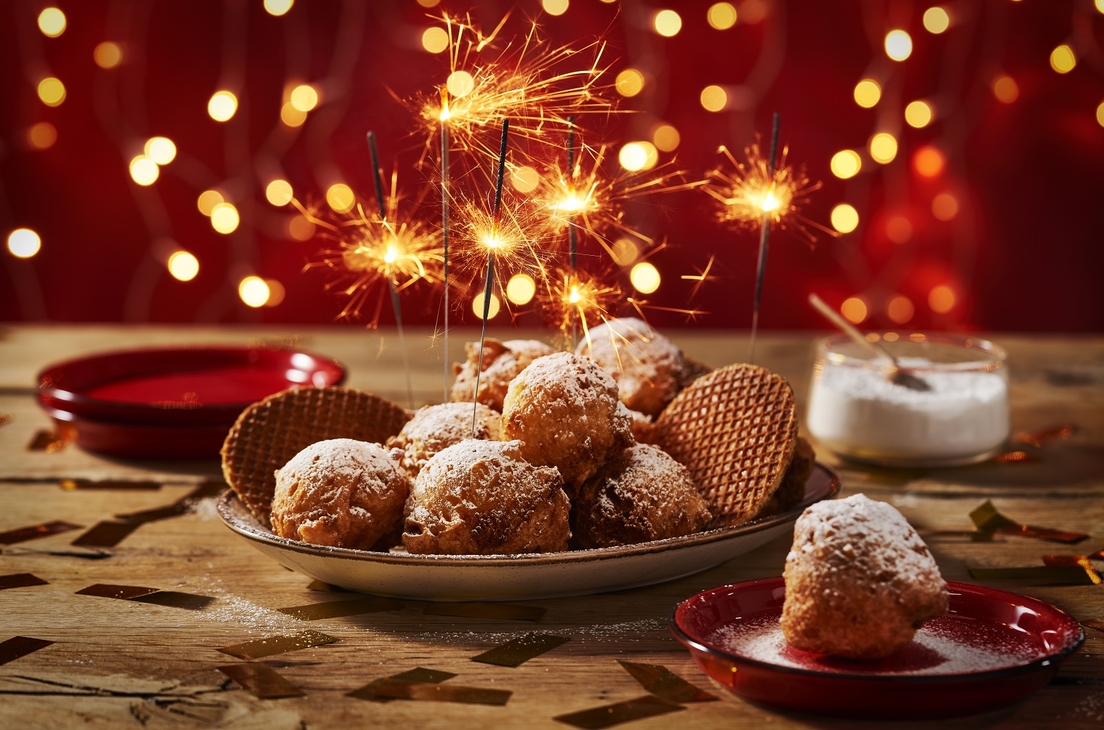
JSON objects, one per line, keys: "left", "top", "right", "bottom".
{"left": 539, "top": 266, "right": 623, "bottom": 348}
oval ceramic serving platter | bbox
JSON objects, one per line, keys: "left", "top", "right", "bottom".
{"left": 218, "top": 463, "right": 840, "bottom": 601}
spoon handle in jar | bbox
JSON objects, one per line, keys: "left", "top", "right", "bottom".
{"left": 807, "top": 293, "right": 897, "bottom": 366}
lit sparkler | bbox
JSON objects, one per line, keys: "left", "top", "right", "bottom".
{"left": 538, "top": 266, "right": 623, "bottom": 348}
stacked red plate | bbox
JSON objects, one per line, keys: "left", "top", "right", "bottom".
{"left": 36, "top": 346, "right": 345, "bottom": 459}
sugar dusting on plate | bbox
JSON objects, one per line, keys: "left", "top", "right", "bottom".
{"left": 708, "top": 613, "right": 1046, "bottom": 676}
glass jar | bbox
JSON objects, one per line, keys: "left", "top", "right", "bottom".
{"left": 806, "top": 333, "right": 1010, "bottom": 467}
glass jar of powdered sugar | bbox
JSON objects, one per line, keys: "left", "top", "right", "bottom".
{"left": 806, "top": 333, "right": 1010, "bottom": 467}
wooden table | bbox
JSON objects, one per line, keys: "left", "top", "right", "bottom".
{"left": 1, "top": 324, "right": 1102, "bottom": 729}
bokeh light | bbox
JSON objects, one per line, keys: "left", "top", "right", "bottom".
{"left": 422, "top": 27, "right": 448, "bottom": 54}
{"left": 905, "top": 100, "right": 933, "bottom": 128}
{"left": 506, "top": 273, "right": 537, "bottom": 305}
{"left": 887, "top": 295, "right": 914, "bottom": 323}
{"left": 1097, "top": 101, "right": 1104, "bottom": 128}
{"left": 264, "top": 279, "right": 286, "bottom": 307}
{"left": 37, "top": 77, "right": 66, "bottom": 107}
{"left": 853, "top": 79, "right": 881, "bottom": 108}
{"left": 129, "top": 155, "right": 159, "bottom": 186}
{"left": 992, "top": 75, "right": 1019, "bottom": 103}
{"left": 929, "top": 284, "right": 956, "bottom": 313}
{"left": 208, "top": 91, "right": 238, "bottom": 122}
{"left": 869, "top": 132, "right": 898, "bottom": 164}
{"left": 542, "top": 0, "right": 569, "bottom": 16}
{"left": 281, "top": 102, "right": 307, "bottom": 127}
{"left": 830, "top": 149, "right": 862, "bottom": 179}
{"left": 27, "top": 122, "right": 57, "bottom": 150}
{"left": 1049, "top": 44, "right": 1076, "bottom": 74}
{"left": 654, "top": 10, "right": 682, "bottom": 37}
{"left": 652, "top": 123, "right": 680, "bottom": 151}
{"left": 830, "top": 204, "right": 860, "bottom": 233}
{"left": 266, "top": 179, "right": 294, "bottom": 206}
{"left": 288, "top": 215, "right": 316, "bottom": 241}
{"left": 7, "top": 228, "right": 42, "bottom": 259}
{"left": 922, "top": 7, "right": 950, "bottom": 34}
{"left": 618, "top": 141, "right": 657, "bottom": 171}
{"left": 38, "top": 8, "right": 66, "bottom": 37}
{"left": 145, "top": 137, "right": 176, "bottom": 165}
{"left": 913, "top": 146, "right": 946, "bottom": 177}
{"left": 707, "top": 3, "right": 738, "bottom": 30}
{"left": 197, "top": 190, "right": 224, "bottom": 216}
{"left": 700, "top": 85, "right": 727, "bottom": 112}
{"left": 93, "top": 42, "right": 123, "bottom": 69}
{"left": 326, "top": 183, "right": 355, "bottom": 213}
{"left": 446, "top": 71, "right": 475, "bottom": 98}
{"left": 610, "top": 238, "right": 640, "bottom": 266}
{"left": 885, "top": 30, "right": 913, "bottom": 61}
{"left": 472, "top": 291, "right": 501, "bottom": 320}
{"left": 168, "top": 251, "right": 199, "bottom": 281}
{"left": 616, "top": 68, "right": 645, "bottom": 97}
{"left": 289, "top": 84, "right": 319, "bottom": 112}
{"left": 931, "top": 192, "right": 959, "bottom": 221}
{"left": 841, "top": 297, "right": 868, "bottom": 324}
{"left": 264, "top": 0, "right": 294, "bottom": 16}
{"left": 510, "top": 166, "right": 540, "bottom": 193}
{"left": 239, "top": 276, "right": 271, "bottom": 308}
{"left": 630, "top": 262, "right": 661, "bottom": 293}
{"left": 886, "top": 216, "right": 913, "bottom": 244}
{"left": 211, "top": 202, "right": 241, "bottom": 234}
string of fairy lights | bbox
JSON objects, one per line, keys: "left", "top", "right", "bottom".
{"left": 3, "top": 0, "right": 1104, "bottom": 331}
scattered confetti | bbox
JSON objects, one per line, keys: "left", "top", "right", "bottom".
{"left": 27, "top": 428, "right": 70, "bottom": 452}
{"left": 60, "top": 479, "right": 162, "bottom": 490}
{"left": 553, "top": 695, "right": 684, "bottom": 729}
{"left": 368, "top": 678, "right": 511, "bottom": 706}
{"left": 130, "top": 591, "right": 216, "bottom": 610}
{"left": 348, "top": 667, "right": 457, "bottom": 702}
{"left": 217, "top": 630, "right": 338, "bottom": 660}
{"left": 0, "top": 636, "right": 54, "bottom": 666}
{"left": 76, "top": 583, "right": 159, "bottom": 599}
{"left": 277, "top": 596, "right": 403, "bottom": 620}
{"left": 1042, "top": 556, "right": 1102, "bottom": 585}
{"left": 970, "top": 500, "right": 1089, "bottom": 543}
{"left": 217, "top": 662, "right": 305, "bottom": 699}
{"left": 0, "top": 573, "right": 48, "bottom": 590}
{"left": 617, "top": 660, "right": 717, "bottom": 703}
{"left": 471, "top": 632, "right": 570, "bottom": 667}
{"left": 71, "top": 520, "right": 142, "bottom": 547}
{"left": 966, "top": 566, "right": 1097, "bottom": 586}
{"left": 0, "top": 520, "right": 82, "bottom": 545}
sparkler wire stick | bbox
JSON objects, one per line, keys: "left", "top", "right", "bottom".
{"left": 471, "top": 118, "right": 510, "bottom": 437}
{"left": 748, "top": 112, "right": 781, "bottom": 365}
{"left": 367, "top": 131, "right": 414, "bottom": 408}
{"left": 441, "top": 117, "right": 451, "bottom": 402}
{"left": 566, "top": 116, "right": 578, "bottom": 351}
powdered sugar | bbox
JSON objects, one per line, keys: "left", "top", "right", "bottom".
{"left": 578, "top": 317, "right": 685, "bottom": 417}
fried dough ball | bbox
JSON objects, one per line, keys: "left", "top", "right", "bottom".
{"left": 386, "top": 402, "right": 501, "bottom": 477}
{"left": 781, "top": 494, "right": 948, "bottom": 660}
{"left": 761, "top": 436, "right": 816, "bottom": 516}
{"left": 271, "top": 439, "right": 411, "bottom": 550}
{"left": 576, "top": 317, "right": 686, "bottom": 418}
{"left": 501, "top": 352, "right": 634, "bottom": 489}
{"left": 573, "top": 443, "right": 712, "bottom": 548}
{"left": 402, "top": 439, "right": 570, "bottom": 555}
{"left": 450, "top": 338, "right": 556, "bottom": 412}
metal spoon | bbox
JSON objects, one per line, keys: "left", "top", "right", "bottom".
{"left": 808, "top": 293, "right": 932, "bottom": 392}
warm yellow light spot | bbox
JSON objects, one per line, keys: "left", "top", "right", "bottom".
{"left": 761, "top": 192, "right": 781, "bottom": 212}
{"left": 288, "top": 215, "right": 316, "bottom": 241}
{"left": 509, "top": 166, "right": 540, "bottom": 194}
{"left": 830, "top": 204, "right": 860, "bottom": 233}
{"left": 7, "top": 228, "right": 42, "bottom": 259}
{"left": 506, "top": 274, "right": 537, "bottom": 305}
{"left": 886, "top": 216, "right": 913, "bottom": 244}
{"left": 28, "top": 122, "right": 57, "bottom": 150}
{"left": 887, "top": 295, "right": 914, "bottom": 324}
{"left": 652, "top": 123, "right": 680, "bottom": 152}
{"left": 619, "top": 141, "right": 658, "bottom": 172}
{"left": 854, "top": 79, "right": 882, "bottom": 108}
{"left": 869, "top": 132, "right": 898, "bottom": 164}
{"left": 264, "top": 279, "right": 286, "bottom": 307}
{"left": 208, "top": 91, "right": 238, "bottom": 122}
{"left": 239, "top": 276, "right": 270, "bottom": 308}
{"left": 654, "top": 9, "right": 683, "bottom": 37}
{"left": 289, "top": 84, "right": 319, "bottom": 112}
{"left": 326, "top": 183, "right": 355, "bottom": 213}
{"left": 542, "top": 0, "right": 569, "bottom": 16}
{"left": 615, "top": 68, "right": 645, "bottom": 97}
{"left": 446, "top": 71, "right": 475, "bottom": 99}
{"left": 129, "top": 155, "right": 160, "bottom": 186}
{"left": 992, "top": 75, "right": 1019, "bottom": 103}
{"left": 740, "top": 0, "right": 768, "bottom": 23}
{"left": 929, "top": 284, "right": 955, "bottom": 313}
{"left": 472, "top": 291, "right": 500, "bottom": 320}
{"left": 280, "top": 102, "right": 307, "bottom": 127}
{"left": 830, "top": 149, "right": 862, "bottom": 179}
{"left": 1097, "top": 101, "right": 1104, "bottom": 128}
{"left": 905, "top": 100, "right": 933, "bottom": 128}
{"left": 211, "top": 203, "right": 240, "bottom": 234}
{"left": 923, "top": 7, "right": 950, "bottom": 34}
{"left": 264, "top": 0, "right": 294, "bottom": 16}
{"left": 38, "top": 8, "right": 66, "bottom": 37}
{"left": 94, "top": 42, "right": 123, "bottom": 69}
{"left": 708, "top": 3, "right": 738, "bottom": 29}
{"left": 145, "top": 137, "right": 176, "bottom": 165}
{"left": 841, "top": 297, "right": 868, "bottom": 324}
{"left": 1050, "top": 45, "right": 1076, "bottom": 74}
{"left": 417, "top": 0, "right": 441, "bottom": 7}
{"left": 610, "top": 238, "right": 640, "bottom": 266}
{"left": 700, "top": 85, "right": 728, "bottom": 112}
{"left": 630, "top": 262, "right": 661, "bottom": 294}
{"left": 197, "top": 190, "right": 224, "bottom": 216}
{"left": 931, "top": 192, "right": 958, "bottom": 221}
{"left": 422, "top": 27, "right": 449, "bottom": 54}
{"left": 1097, "top": 0, "right": 1104, "bottom": 13}
{"left": 168, "top": 251, "right": 199, "bottom": 281}
{"left": 885, "top": 30, "right": 913, "bottom": 61}
{"left": 266, "top": 179, "right": 294, "bottom": 206}
{"left": 913, "top": 146, "right": 945, "bottom": 178}
{"left": 37, "top": 77, "right": 66, "bottom": 107}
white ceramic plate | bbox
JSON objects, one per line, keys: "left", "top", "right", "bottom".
{"left": 217, "top": 463, "right": 840, "bottom": 602}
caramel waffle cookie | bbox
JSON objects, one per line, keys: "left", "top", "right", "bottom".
{"left": 653, "top": 364, "right": 798, "bottom": 527}
{"left": 220, "top": 386, "right": 411, "bottom": 525}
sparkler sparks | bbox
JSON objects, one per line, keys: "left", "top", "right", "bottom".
{"left": 539, "top": 267, "right": 623, "bottom": 345}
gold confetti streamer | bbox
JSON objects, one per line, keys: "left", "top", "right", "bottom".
{"left": 617, "top": 661, "right": 717, "bottom": 704}
{"left": 27, "top": 428, "right": 70, "bottom": 451}
{"left": 348, "top": 667, "right": 457, "bottom": 702}
{"left": 970, "top": 500, "right": 1089, "bottom": 543}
